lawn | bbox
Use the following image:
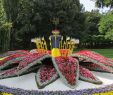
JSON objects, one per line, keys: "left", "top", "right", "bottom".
{"left": 75, "top": 49, "right": 113, "bottom": 58}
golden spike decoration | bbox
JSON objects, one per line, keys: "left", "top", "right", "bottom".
{"left": 66, "top": 36, "right": 70, "bottom": 49}
{"left": 61, "top": 36, "right": 63, "bottom": 49}
{"left": 71, "top": 39, "right": 76, "bottom": 52}
{"left": 44, "top": 40, "right": 47, "bottom": 50}
{"left": 66, "top": 36, "right": 68, "bottom": 49}
{"left": 40, "top": 37, "right": 43, "bottom": 49}
{"left": 63, "top": 41, "right": 66, "bottom": 49}
{"left": 71, "top": 42, "right": 74, "bottom": 52}
{"left": 49, "top": 36, "right": 52, "bottom": 50}
{"left": 69, "top": 37, "right": 72, "bottom": 50}
{"left": 41, "top": 36, "right": 44, "bottom": 49}
{"left": 36, "top": 38, "right": 40, "bottom": 49}
{"left": 62, "top": 41, "right": 64, "bottom": 49}
{"left": 67, "top": 41, "right": 70, "bottom": 49}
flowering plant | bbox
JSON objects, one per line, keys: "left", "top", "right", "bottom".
{"left": 0, "top": 50, "right": 113, "bottom": 89}
{"left": 35, "top": 65, "right": 58, "bottom": 89}
{"left": 79, "top": 66, "right": 102, "bottom": 84}
{"left": 71, "top": 50, "right": 113, "bottom": 73}
{"left": 53, "top": 57, "right": 79, "bottom": 88}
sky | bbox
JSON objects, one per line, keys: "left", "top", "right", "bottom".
{"left": 80, "top": 0, "right": 97, "bottom": 11}
{"left": 80, "top": 0, "right": 109, "bottom": 12}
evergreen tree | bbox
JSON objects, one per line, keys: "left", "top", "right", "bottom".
{"left": 0, "top": 0, "right": 12, "bottom": 51}
{"left": 2, "top": 0, "right": 85, "bottom": 49}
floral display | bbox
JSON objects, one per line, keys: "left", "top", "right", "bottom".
{"left": 0, "top": 50, "right": 113, "bottom": 90}
{"left": 0, "top": 92, "right": 13, "bottom": 95}
{"left": 0, "top": 51, "right": 30, "bottom": 71}
{"left": 71, "top": 50, "right": 113, "bottom": 73}
{"left": 0, "top": 53, "right": 27, "bottom": 66}
{"left": 1, "top": 83, "right": 113, "bottom": 95}
{"left": 0, "top": 57, "right": 24, "bottom": 71}
{"left": 75, "top": 50, "right": 113, "bottom": 67}
{"left": 79, "top": 66, "right": 102, "bottom": 84}
{"left": 16, "top": 53, "right": 51, "bottom": 75}
{"left": 35, "top": 65, "right": 59, "bottom": 89}
{"left": 54, "top": 57, "right": 79, "bottom": 88}
{"left": 0, "top": 50, "right": 29, "bottom": 58}
{"left": 0, "top": 67, "right": 17, "bottom": 79}
{"left": 80, "top": 62, "right": 111, "bottom": 72}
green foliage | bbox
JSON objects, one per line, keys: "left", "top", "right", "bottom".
{"left": 99, "top": 12, "right": 113, "bottom": 40}
{"left": 82, "top": 10, "right": 102, "bottom": 42}
{"left": 1, "top": 0, "right": 113, "bottom": 50}
{"left": 33, "top": 0, "right": 85, "bottom": 37}
{"left": 95, "top": 0, "right": 113, "bottom": 9}
{"left": 2, "top": 0, "right": 37, "bottom": 49}
{"left": 0, "top": 0, "right": 12, "bottom": 51}
{"left": 0, "top": 0, "right": 6, "bottom": 25}
{"left": 80, "top": 10, "right": 111, "bottom": 48}
{"left": 2, "top": 0, "right": 85, "bottom": 49}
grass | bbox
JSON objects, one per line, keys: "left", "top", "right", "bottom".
{"left": 74, "top": 49, "right": 113, "bottom": 58}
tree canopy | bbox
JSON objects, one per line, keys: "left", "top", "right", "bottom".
{"left": 2, "top": 0, "right": 86, "bottom": 50}
{"left": 95, "top": 0, "right": 113, "bottom": 9}
{"left": 99, "top": 11, "right": 113, "bottom": 40}
{"left": 0, "top": 0, "right": 113, "bottom": 51}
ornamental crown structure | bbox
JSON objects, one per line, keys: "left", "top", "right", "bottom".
{"left": 31, "top": 29, "right": 79, "bottom": 57}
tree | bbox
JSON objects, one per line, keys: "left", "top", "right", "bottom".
{"left": 0, "top": 0, "right": 12, "bottom": 51}
{"left": 99, "top": 11, "right": 113, "bottom": 40}
{"left": 3, "top": 0, "right": 21, "bottom": 49}
{"left": 2, "top": 0, "right": 85, "bottom": 49}
{"left": 83, "top": 10, "right": 101, "bottom": 42}
{"left": 34, "top": 0, "right": 85, "bottom": 37}
{"left": 3, "top": 0, "right": 38, "bottom": 49}
{"left": 95, "top": 0, "right": 113, "bottom": 9}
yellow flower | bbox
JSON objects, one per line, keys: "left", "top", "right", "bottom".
{"left": 93, "top": 91, "right": 113, "bottom": 95}
{"left": 1, "top": 92, "right": 13, "bottom": 95}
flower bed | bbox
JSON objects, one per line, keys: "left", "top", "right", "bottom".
{"left": 35, "top": 65, "right": 58, "bottom": 89}
{"left": 53, "top": 57, "right": 79, "bottom": 88}
{"left": 71, "top": 50, "right": 113, "bottom": 73}
{"left": 79, "top": 66, "right": 102, "bottom": 84}
{"left": 1, "top": 83, "right": 113, "bottom": 95}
